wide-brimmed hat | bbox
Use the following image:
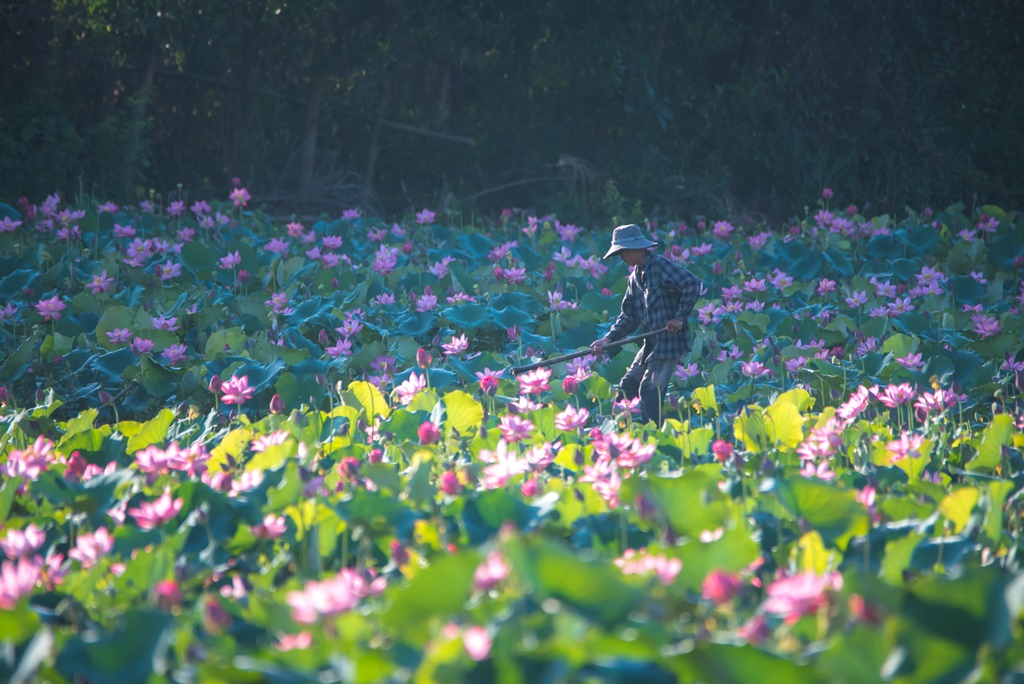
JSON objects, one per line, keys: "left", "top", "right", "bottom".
{"left": 602, "top": 224, "right": 658, "bottom": 259}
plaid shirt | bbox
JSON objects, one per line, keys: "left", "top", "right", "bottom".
{"left": 606, "top": 253, "right": 702, "bottom": 360}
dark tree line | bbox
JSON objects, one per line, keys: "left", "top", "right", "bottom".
{"left": 2, "top": 0, "right": 1022, "bottom": 222}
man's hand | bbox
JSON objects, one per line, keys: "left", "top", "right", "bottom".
{"left": 590, "top": 337, "right": 608, "bottom": 354}
{"left": 666, "top": 318, "right": 683, "bottom": 332}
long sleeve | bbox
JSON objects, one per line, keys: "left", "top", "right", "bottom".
{"left": 606, "top": 274, "right": 641, "bottom": 342}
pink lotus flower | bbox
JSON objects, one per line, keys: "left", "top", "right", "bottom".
{"left": 219, "top": 251, "right": 241, "bottom": 269}
{"left": 86, "top": 270, "right": 114, "bottom": 294}
{"left": 554, "top": 404, "right": 590, "bottom": 430}
{"left": 151, "top": 315, "right": 179, "bottom": 331}
{"left": 741, "top": 360, "right": 772, "bottom": 379}
{"left": 762, "top": 571, "right": 842, "bottom": 623}
{"left": 517, "top": 367, "right": 551, "bottom": 395}
{"left": 702, "top": 569, "right": 744, "bottom": 604}
{"left": 264, "top": 237, "right": 290, "bottom": 255}
{"left": 325, "top": 338, "right": 353, "bottom": 358}
{"left": 156, "top": 261, "right": 182, "bottom": 281}
{"left": 286, "top": 569, "right": 381, "bottom": 623}
{"left": 68, "top": 527, "right": 113, "bottom": 568}
{"left": 276, "top": 631, "right": 313, "bottom": 651}
{"left": 886, "top": 432, "right": 925, "bottom": 463}
{"left": 614, "top": 549, "right": 681, "bottom": 585}
{"left": 128, "top": 490, "right": 184, "bottom": 530}
{"left": 442, "top": 334, "right": 469, "bottom": 356}
{"left": 474, "top": 551, "right": 510, "bottom": 592}
{"left": 498, "top": 415, "right": 535, "bottom": 442}
{"left": 395, "top": 372, "right": 427, "bottom": 404}
{"left": 230, "top": 187, "right": 251, "bottom": 207}
{"left": 463, "top": 626, "right": 492, "bottom": 661}
{"left": 220, "top": 375, "right": 254, "bottom": 405}
{"left": 35, "top": 295, "right": 66, "bottom": 321}
{"left": 161, "top": 343, "right": 188, "bottom": 366}
{"left": 579, "top": 454, "right": 621, "bottom": 508}
{"left": 971, "top": 313, "right": 1001, "bottom": 338}
{"left": 413, "top": 286, "right": 438, "bottom": 312}
{"left": 875, "top": 383, "right": 916, "bottom": 408}
{"left": 475, "top": 368, "right": 503, "bottom": 396}
{"left": 896, "top": 352, "right": 924, "bottom": 371}
{"left": 0, "top": 557, "right": 40, "bottom": 609}
{"left": 415, "top": 208, "right": 436, "bottom": 224}
{"left": 0, "top": 523, "right": 46, "bottom": 558}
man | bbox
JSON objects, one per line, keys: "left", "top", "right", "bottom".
{"left": 590, "top": 224, "right": 702, "bottom": 425}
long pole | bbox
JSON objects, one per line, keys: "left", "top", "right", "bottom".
{"left": 509, "top": 326, "right": 669, "bottom": 375}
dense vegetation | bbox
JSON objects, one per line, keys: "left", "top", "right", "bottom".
{"left": 2, "top": 0, "right": 1023, "bottom": 220}
{"left": 0, "top": 187, "right": 1022, "bottom": 681}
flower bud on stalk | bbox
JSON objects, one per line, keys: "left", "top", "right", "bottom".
{"left": 417, "top": 347, "right": 432, "bottom": 369}
{"left": 712, "top": 439, "right": 734, "bottom": 464}
{"left": 440, "top": 471, "right": 462, "bottom": 495}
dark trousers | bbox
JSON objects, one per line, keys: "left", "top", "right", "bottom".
{"left": 618, "top": 351, "right": 680, "bottom": 425}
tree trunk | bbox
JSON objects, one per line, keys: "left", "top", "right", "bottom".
{"left": 299, "top": 74, "right": 327, "bottom": 200}
{"left": 362, "top": 86, "right": 388, "bottom": 209}
{"left": 120, "top": 55, "right": 157, "bottom": 198}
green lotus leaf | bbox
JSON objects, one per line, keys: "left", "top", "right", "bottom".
{"left": 442, "top": 389, "right": 483, "bottom": 436}
{"left": 968, "top": 413, "right": 1015, "bottom": 473}
{"left": 380, "top": 550, "right": 480, "bottom": 646}
{"left": 441, "top": 303, "right": 493, "bottom": 330}
{"left": 125, "top": 408, "right": 176, "bottom": 454}
{"left": 344, "top": 379, "right": 391, "bottom": 419}
{"left": 55, "top": 610, "right": 175, "bottom": 684}
{"left": 772, "top": 475, "right": 870, "bottom": 549}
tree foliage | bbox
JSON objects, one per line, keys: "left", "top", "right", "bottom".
{"left": 1, "top": 0, "right": 1021, "bottom": 220}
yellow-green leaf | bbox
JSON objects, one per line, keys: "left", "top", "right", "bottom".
{"left": 442, "top": 390, "right": 483, "bottom": 436}
{"left": 939, "top": 487, "right": 980, "bottom": 534}
{"left": 345, "top": 380, "right": 391, "bottom": 419}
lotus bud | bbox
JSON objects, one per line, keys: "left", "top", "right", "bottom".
{"left": 520, "top": 476, "right": 539, "bottom": 497}
{"left": 315, "top": 373, "right": 327, "bottom": 386}
{"left": 368, "top": 448, "right": 384, "bottom": 464}
{"left": 0, "top": 385, "right": 11, "bottom": 405}
{"left": 712, "top": 262, "right": 723, "bottom": 275}
{"left": 634, "top": 494, "right": 656, "bottom": 521}
{"left": 1015, "top": 255, "right": 1024, "bottom": 269}
{"left": 36, "top": 388, "right": 45, "bottom": 403}
{"left": 237, "top": 269, "right": 249, "bottom": 283}
{"left": 208, "top": 375, "right": 222, "bottom": 393}
{"left": 401, "top": 242, "right": 414, "bottom": 255}
{"left": 847, "top": 204, "right": 858, "bottom": 216}
{"left": 331, "top": 277, "right": 339, "bottom": 288}
{"left": 418, "top": 421, "right": 440, "bottom": 445}
{"left": 822, "top": 187, "right": 834, "bottom": 200}
{"left": 562, "top": 376, "right": 578, "bottom": 394}
{"left": 390, "top": 540, "right": 409, "bottom": 566}
{"left": 337, "top": 456, "right": 361, "bottom": 481}
{"left": 156, "top": 579, "right": 183, "bottom": 611}
{"left": 439, "top": 471, "right": 462, "bottom": 495}
{"left": 712, "top": 439, "right": 734, "bottom": 464}
{"left": 318, "top": 329, "right": 329, "bottom": 345}
{"left": 269, "top": 393, "right": 285, "bottom": 414}
{"left": 202, "top": 596, "right": 232, "bottom": 634}
{"left": 416, "top": 347, "right": 432, "bottom": 368}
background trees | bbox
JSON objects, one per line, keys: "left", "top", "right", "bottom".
{"left": 2, "top": 0, "right": 1021, "bottom": 222}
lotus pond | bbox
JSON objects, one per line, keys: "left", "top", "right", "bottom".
{"left": 0, "top": 192, "right": 1023, "bottom": 683}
